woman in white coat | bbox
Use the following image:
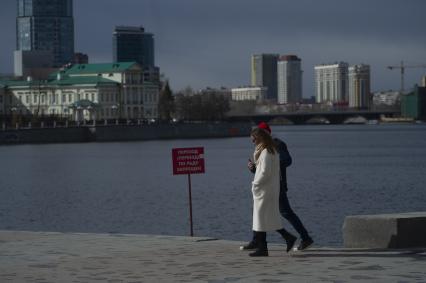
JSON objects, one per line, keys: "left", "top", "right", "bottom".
{"left": 249, "top": 127, "right": 292, "bottom": 257}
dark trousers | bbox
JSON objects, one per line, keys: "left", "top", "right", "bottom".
{"left": 279, "top": 189, "right": 310, "bottom": 241}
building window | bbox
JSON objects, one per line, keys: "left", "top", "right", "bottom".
{"left": 126, "top": 93, "right": 131, "bottom": 104}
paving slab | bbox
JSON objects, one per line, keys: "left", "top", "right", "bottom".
{"left": 1, "top": 230, "right": 425, "bottom": 282}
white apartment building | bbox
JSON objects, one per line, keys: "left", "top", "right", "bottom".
{"left": 315, "top": 62, "right": 349, "bottom": 103}
{"left": 277, "top": 55, "right": 302, "bottom": 104}
{"left": 349, "top": 64, "right": 371, "bottom": 108}
{"left": 231, "top": 86, "right": 267, "bottom": 101}
{"left": 1, "top": 62, "right": 159, "bottom": 121}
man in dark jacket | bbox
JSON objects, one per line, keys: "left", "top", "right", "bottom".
{"left": 241, "top": 122, "right": 313, "bottom": 252}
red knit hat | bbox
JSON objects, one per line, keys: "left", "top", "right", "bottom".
{"left": 258, "top": 122, "right": 271, "bottom": 134}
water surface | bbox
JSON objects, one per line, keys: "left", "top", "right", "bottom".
{"left": 1, "top": 124, "right": 425, "bottom": 246}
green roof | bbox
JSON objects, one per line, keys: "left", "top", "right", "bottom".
{"left": 0, "top": 80, "right": 44, "bottom": 87}
{"left": 63, "top": 62, "right": 140, "bottom": 75}
{"left": 48, "top": 76, "right": 117, "bottom": 86}
{"left": 0, "top": 76, "right": 116, "bottom": 88}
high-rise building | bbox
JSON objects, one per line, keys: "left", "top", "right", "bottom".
{"left": 16, "top": 0, "right": 74, "bottom": 68}
{"left": 113, "top": 26, "right": 155, "bottom": 67}
{"left": 421, "top": 76, "right": 426, "bottom": 87}
{"left": 277, "top": 55, "right": 302, "bottom": 104}
{"left": 113, "top": 26, "right": 159, "bottom": 84}
{"left": 251, "top": 54, "right": 279, "bottom": 101}
{"left": 314, "top": 62, "right": 349, "bottom": 103}
{"left": 349, "top": 64, "right": 371, "bottom": 109}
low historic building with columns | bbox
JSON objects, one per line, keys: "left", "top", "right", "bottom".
{"left": 0, "top": 62, "right": 159, "bottom": 122}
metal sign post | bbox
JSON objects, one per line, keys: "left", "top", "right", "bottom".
{"left": 187, "top": 173, "right": 193, "bottom": 236}
{"left": 172, "top": 147, "right": 205, "bottom": 237}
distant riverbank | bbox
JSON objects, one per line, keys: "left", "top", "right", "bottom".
{"left": 0, "top": 122, "right": 252, "bottom": 145}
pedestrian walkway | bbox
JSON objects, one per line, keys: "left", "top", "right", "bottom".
{"left": 1, "top": 231, "right": 425, "bottom": 282}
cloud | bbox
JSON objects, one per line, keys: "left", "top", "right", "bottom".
{"left": 1, "top": 0, "right": 425, "bottom": 95}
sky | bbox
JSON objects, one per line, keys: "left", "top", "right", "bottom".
{"left": 0, "top": 0, "right": 425, "bottom": 97}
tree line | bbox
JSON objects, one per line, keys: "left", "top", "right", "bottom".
{"left": 158, "top": 82, "right": 230, "bottom": 122}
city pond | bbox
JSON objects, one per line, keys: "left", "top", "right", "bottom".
{"left": 1, "top": 124, "right": 426, "bottom": 246}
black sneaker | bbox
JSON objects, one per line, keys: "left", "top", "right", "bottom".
{"left": 240, "top": 241, "right": 257, "bottom": 251}
{"left": 297, "top": 238, "right": 314, "bottom": 251}
{"left": 285, "top": 235, "right": 297, "bottom": 252}
{"left": 249, "top": 249, "right": 268, "bottom": 257}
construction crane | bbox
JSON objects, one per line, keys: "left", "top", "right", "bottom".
{"left": 387, "top": 61, "right": 426, "bottom": 93}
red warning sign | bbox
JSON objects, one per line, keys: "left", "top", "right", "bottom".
{"left": 172, "top": 147, "right": 205, "bottom": 175}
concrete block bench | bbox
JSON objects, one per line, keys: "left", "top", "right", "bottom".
{"left": 343, "top": 212, "right": 426, "bottom": 249}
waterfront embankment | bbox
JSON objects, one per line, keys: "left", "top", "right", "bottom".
{"left": 0, "top": 230, "right": 425, "bottom": 282}
{"left": 0, "top": 122, "right": 252, "bottom": 145}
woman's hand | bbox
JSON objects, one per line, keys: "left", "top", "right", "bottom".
{"left": 248, "top": 159, "right": 255, "bottom": 172}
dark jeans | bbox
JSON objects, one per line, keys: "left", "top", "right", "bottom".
{"left": 279, "top": 188, "right": 311, "bottom": 241}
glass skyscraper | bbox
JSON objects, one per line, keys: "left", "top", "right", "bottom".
{"left": 113, "top": 26, "right": 154, "bottom": 67}
{"left": 16, "top": 0, "right": 74, "bottom": 67}
{"left": 251, "top": 54, "right": 279, "bottom": 101}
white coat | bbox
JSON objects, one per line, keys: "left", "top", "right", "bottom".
{"left": 252, "top": 148, "right": 283, "bottom": 232}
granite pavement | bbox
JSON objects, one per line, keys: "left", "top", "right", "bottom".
{"left": 1, "top": 231, "right": 425, "bottom": 282}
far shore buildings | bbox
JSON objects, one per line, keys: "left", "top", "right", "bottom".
{"left": 251, "top": 54, "right": 279, "bottom": 101}
{"left": 401, "top": 85, "right": 426, "bottom": 120}
{"left": 315, "top": 62, "right": 371, "bottom": 108}
{"left": 113, "top": 26, "right": 159, "bottom": 84}
{"left": 231, "top": 86, "right": 267, "bottom": 101}
{"left": 372, "top": 90, "right": 400, "bottom": 107}
{"left": 315, "top": 62, "right": 349, "bottom": 104}
{"left": 0, "top": 62, "right": 159, "bottom": 121}
{"left": 251, "top": 53, "right": 303, "bottom": 104}
{"left": 348, "top": 64, "right": 371, "bottom": 108}
{"left": 277, "top": 55, "right": 302, "bottom": 104}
